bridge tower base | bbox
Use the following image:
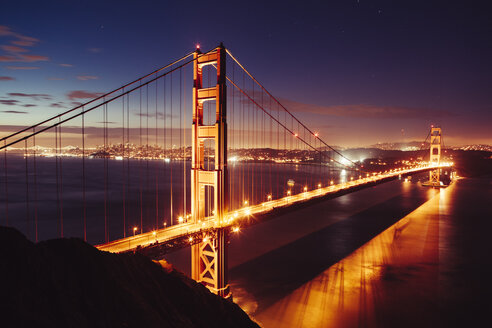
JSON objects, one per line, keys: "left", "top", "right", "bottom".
{"left": 190, "top": 45, "right": 230, "bottom": 298}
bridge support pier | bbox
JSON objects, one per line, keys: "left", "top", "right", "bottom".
{"left": 190, "top": 44, "right": 230, "bottom": 298}
{"left": 191, "top": 229, "right": 229, "bottom": 297}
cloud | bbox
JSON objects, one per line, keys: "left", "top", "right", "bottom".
{"left": 8, "top": 93, "right": 51, "bottom": 100}
{"left": 0, "top": 76, "right": 15, "bottom": 81}
{"left": 67, "top": 90, "right": 104, "bottom": 100}
{"left": 50, "top": 102, "right": 66, "bottom": 108}
{"left": 1, "top": 45, "right": 28, "bottom": 53}
{"left": 276, "top": 98, "right": 453, "bottom": 119}
{"left": 1, "top": 110, "right": 27, "bottom": 114}
{"left": 77, "top": 75, "right": 99, "bottom": 81}
{"left": 5, "top": 66, "right": 39, "bottom": 70}
{"left": 59, "top": 63, "right": 73, "bottom": 67}
{"left": 10, "top": 40, "right": 37, "bottom": 47}
{"left": 135, "top": 112, "right": 173, "bottom": 120}
{"left": 0, "top": 26, "right": 11, "bottom": 36}
{"left": 0, "top": 55, "right": 17, "bottom": 62}
{"left": 18, "top": 54, "right": 49, "bottom": 62}
{"left": 0, "top": 99, "right": 18, "bottom": 105}
{"left": 0, "top": 26, "right": 47, "bottom": 63}
{"left": 0, "top": 54, "right": 49, "bottom": 62}
{"left": 0, "top": 25, "right": 39, "bottom": 45}
{"left": 23, "top": 104, "right": 36, "bottom": 107}
{"left": 47, "top": 77, "right": 64, "bottom": 80}
{"left": 88, "top": 48, "right": 102, "bottom": 53}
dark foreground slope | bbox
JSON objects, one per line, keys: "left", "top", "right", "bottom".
{"left": 0, "top": 227, "right": 259, "bottom": 328}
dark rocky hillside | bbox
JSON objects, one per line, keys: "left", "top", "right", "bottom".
{"left": 0, "top": 227, "right": 260, "bottom": 328}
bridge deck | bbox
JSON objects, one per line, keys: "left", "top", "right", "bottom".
{"left": 96, "top": 165, "right": 446, "bottom": 254}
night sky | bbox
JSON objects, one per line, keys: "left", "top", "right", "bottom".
{"left": 1, "top": 0, "right": 491, "bottom": 147}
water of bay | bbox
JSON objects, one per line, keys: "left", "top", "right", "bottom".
{"left": 1, "top": 156, "right": 339, "bottom": 244}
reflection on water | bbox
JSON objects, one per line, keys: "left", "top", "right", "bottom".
{"left": 252, "top": 183, "right": 444, "bottom": 327}
{"left": 237, "top": 177, "right": 492, "bottom": 327}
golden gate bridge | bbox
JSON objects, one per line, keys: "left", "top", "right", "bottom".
{"left": 0, "top": 44, "right": 450, "bottom": 298}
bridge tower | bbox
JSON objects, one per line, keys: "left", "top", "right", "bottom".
{"left": 190, "top": 45, "right": 230, "bottom": 298}
{"left": 427, "top": 127, "right": 442, "bottom": 186}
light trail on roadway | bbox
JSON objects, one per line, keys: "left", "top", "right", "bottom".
{"left": 96, "top": 164, "right": 450, "bottom": 254}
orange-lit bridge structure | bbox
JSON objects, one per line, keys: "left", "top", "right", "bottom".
{"left": 96, "top": 163, "right": 449, "bottom": 255}
{"left": 0, "top": 44, "right": 450, "bottom": 298}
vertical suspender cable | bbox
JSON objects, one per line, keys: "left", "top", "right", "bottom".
{"left": 82, "top": 109, "right": 86, "bottom": 241}
{"left": 241, "top": 70, "right": 245, "bottom": 204}
{"left": 231, "top": 63, "right": 235, "bottom": 209}
{"left": 55, "top": 126, "right": 60, "bottom": 237}
{"left": 33, "top": 128, "right": 38, "bottom": 242}
{"left": 229, "top": 66, "right": 233, "bottom": 209}
{"left": 269, "top": 96, "right": 272, "bottom": 197}
{"left": 155, "top": 75, "right": 159, "bottom": 230}
{"left": 276, "top": 102, "right": 280, "bottom": 198}
{"left": 251, "top": 82, "right": 255, "bottom": 205}
{"left": 24, "top": 140, "right": 30, "bottom": 239}
{"left": 183, "top": 66, "right": 186, "bottom": 219}
{"left": 126, "top": 94, "right": 130, "bottom": 234}
{"left": 3, "top": 140, "right": 8, "bottom": 226}
{"left": 103, "top": 102, "right": 108, "bottom": 242}
{"left": 139, "top": 85, "right": 143, "bottom": 233}
{"left": 179, "top": 68, "right": 183, "bottom": 217}
{"left": 122, "top": 89, "right": 126, "bottom": 237}
{"left": 146, "top": 85, "right": 150, "bottom": 231}
{"left": 209, "top": 69, "right": 212, "bottom": 214}
{"left": 260, "top": 88, "right": 263, "bottom": 201}
{"left": 59, "top": 123, "right": 63, "bottom": 237}
{"left": 170, "top": 72, "right": 173, "bottom": 226}
{"left": 249, "top": 79, "right": 252, "bottom": 204}
{"left": 163, "top": 76, "right": 166, "bottom": 226}
{"left": 206, "top": 69, "right": 210, "bottom": 215}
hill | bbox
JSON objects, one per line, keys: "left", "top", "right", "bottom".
{"left": 0, "top": 227, "right": 259, "bottom": 328}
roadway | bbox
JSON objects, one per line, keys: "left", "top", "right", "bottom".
{"left": 96, "top": 164, "right": 449, "bottom": 254}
